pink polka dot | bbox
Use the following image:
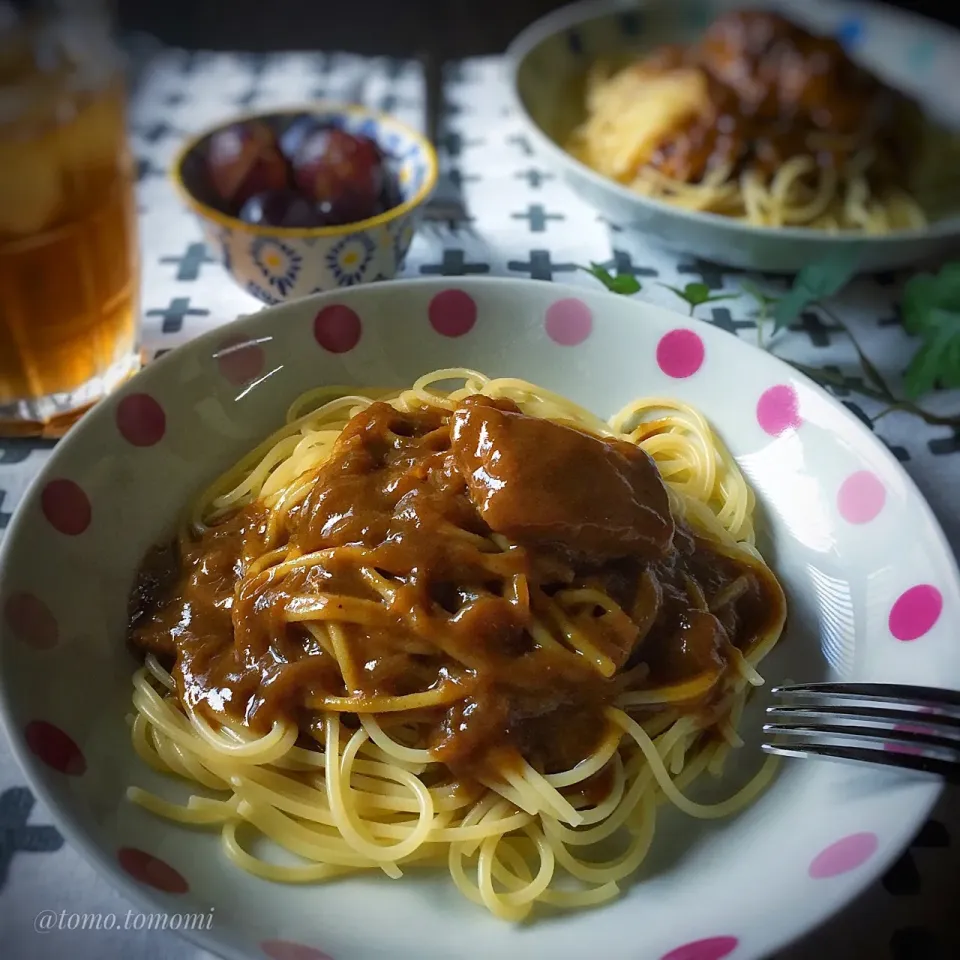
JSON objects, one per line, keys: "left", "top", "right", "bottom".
{"left": 4, "top": 592, "right": 58, "bottom": 649}
{"left": 545, "top": 298, "right": 592, "bottom": 346}
{"left": 24, "top": 720, "right": 86, "bottom": 775}
{"left": 429, "top": 289, "right": 477, "bottom": 337}
{"left": 116, "top": 393, "right": 166, "bottom": 447}
{"left": 885, "top": 725, "right": 926, "bottom": 756}
{"left": 837, "top": 470, "right": 885, "bottom": 524}
{"left": 260, "top": 941, "right": 334, "bottom": 960}
{"left": 809, "top": 832, "right": 879, "bottom": 878}
{"left": 660, "top": 936, "right": 739, "bottom": 960}
{"left": 756, "top": 384, "right": 801, "bottom": 436}
{"left": 118, "top": 848, "right": 188, "bottom": 894}
{"left": 656, "top": 328, "right": 705, "bottom": 378}
{"left": 889, "top": 585, "right": 943, "bottom": 641}
{"left": 41, "top": 479, "right": 91, "bottom": 536}
{"left": 885, "top": 708, "right": 935, "bottom": 756}
{"left": 217, "top": 335, "right": 266, "bottom": 385}
{"left": 313, "top": 305, "right": 362, "bottom": 353}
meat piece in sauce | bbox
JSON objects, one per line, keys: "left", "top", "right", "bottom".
{"left": 450, "top": 396, "right": 674, "bottom": 563}
{"left": 647, "top": 9, "right": 922, "bottom": 183}
{"left": 697, "top": 11, "right": 873, "bottom": 125}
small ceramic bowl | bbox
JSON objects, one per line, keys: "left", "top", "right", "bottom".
{"left": 172, "top": 105, "right": 438, "bottom": 304}
{"left": 506, "top": 0, "right": 960, "bottom": 273}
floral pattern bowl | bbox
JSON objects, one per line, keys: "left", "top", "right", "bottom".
{"left": 172, "top": 105, "right": 437, "bottom": 303}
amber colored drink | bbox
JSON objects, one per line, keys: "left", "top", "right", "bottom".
{"left": 0, "top": 11, "right": 139, "bottom": 437}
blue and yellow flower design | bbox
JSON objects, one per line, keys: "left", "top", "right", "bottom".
{"left": 251, "top": 238, "right": 302, "bottom": 295}
{"left": 326, "top": 234, "right": 375, "bottom": 286}
{"left": 245, "top": 281, "right": 281, "bottom": 305}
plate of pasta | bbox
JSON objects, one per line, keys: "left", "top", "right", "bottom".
{"left": 1, "top": 277, "right": 958, "bottom": 960}
{"left": 508, "top": 0, "right": 960, "bottom": 272}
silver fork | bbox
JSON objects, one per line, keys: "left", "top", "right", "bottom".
{"left": 763, "top": 682, "right": 960, "bottom": 783}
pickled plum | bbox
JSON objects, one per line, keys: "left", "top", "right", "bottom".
{"left": 239, "top": 189, "right": 322, "bottom": 228}
{"left": 378, "top": 163, "right": 403, "bottom": 212}
{"left": 279, "top": 114, "right": 327, "bottom": 165}
{"left": 293, "top": 128, "right": 384, "bottom": 225}
{"left": 206, "top": 120, "right": 289, "bottom": 211}
{"left": 313, "top": 194, "right": 376, "bottom": 226}
{"left": 200, "top": 113, "right": 403, "bottom": 227}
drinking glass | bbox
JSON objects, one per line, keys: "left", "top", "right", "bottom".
{"left": 0, "top": 0, "right": 139, "bottom": 437}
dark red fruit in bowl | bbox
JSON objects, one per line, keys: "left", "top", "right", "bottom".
{"left": 379, "top": 167, "right": 403, "bottom": 212}
{"left": 206, "top": 120, "right": 289, "bottom": 211}
{"left": 279, "top": 114, "right": 327, "bottom": 164}
{"left": 293, "top": 128, "right": 384, "bottom": 225}
{"left": 239, "top": 189, "right": 322, "bottom": 228}
{"left": 313, "top": 195, "right": 377, "bottom": 226}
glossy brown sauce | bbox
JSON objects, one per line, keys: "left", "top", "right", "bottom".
{"left": 640, "top": 10, "right": 922, "bottom": 185}
{"left": 129, "top": 396, "right": 784, "bottom": 783}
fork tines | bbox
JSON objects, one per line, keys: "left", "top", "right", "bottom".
{"left": 772, "top": 681, "right": 960, "bottom": 712}
{"left": 762, "top": 682, "right": 960, "bottom": 783}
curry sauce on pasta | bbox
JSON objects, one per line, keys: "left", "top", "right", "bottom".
{"left": 125, "top": 371, "right": 786, "bottom": 920}
{"left": 568, "top": 9, "right": 959, "bottom": 232}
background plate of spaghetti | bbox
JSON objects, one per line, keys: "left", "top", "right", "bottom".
{"left": 507, "top": 0, "right": 960, "bottom": 272}
{"left": 1, "top": 277, "right": 958, "bottom": 960}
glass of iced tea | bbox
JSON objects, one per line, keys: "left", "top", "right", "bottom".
{"left": 0, "top": 0, "right": 139, "bottom": 437}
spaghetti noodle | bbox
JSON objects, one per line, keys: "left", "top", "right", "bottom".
{"left": 567, "top": 9, "right": 959, "bottom": 233}
{"left": 125, "top": 369, "right": 786, "bottom": 920}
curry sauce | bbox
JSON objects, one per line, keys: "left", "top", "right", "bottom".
{"left": 129, "top": 397, "right": 785, "bottom": 782}
{"left": 641, "top": 10, "right": 922, "bottom": 185}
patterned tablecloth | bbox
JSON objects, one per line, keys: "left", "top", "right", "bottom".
{"left": 1, "top": 39, "right": 959, "bottom": 960}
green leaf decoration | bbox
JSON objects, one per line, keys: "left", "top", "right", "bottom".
{"left": 772, "top": 246, "right": 863, "bottom": 332}
{"left": 576, "top": 262, "right": 642, "bottom": 295}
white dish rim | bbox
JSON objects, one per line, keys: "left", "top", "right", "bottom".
{"left": 0, "top": 276, "right": 957, "bottom": 959}
{"left": 504, "top": 0, "right": 960, "bottom": 246}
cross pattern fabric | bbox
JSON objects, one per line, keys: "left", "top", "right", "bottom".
{"left": 0, "top": 44, "right": 958, "bottom": 960}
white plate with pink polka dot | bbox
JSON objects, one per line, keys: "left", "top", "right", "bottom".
{"left": 1, "top": 278, "right": 958, "bottom": 960}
